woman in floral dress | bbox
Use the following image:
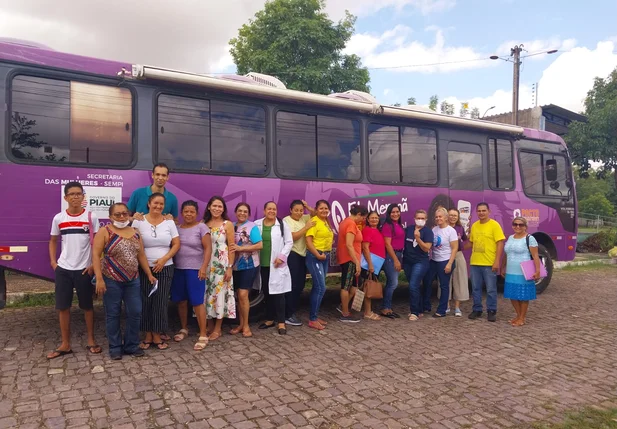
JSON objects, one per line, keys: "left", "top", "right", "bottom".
{"left": 203, "top": 196, "right": 236, "bottom": 340}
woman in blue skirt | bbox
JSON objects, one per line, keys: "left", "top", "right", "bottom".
{"left": 502, "top": 217, "right": 542, "bottom": 326}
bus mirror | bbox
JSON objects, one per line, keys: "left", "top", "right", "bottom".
{"left": 550, "top": 181, "right": 560, "bottom": 190}
{"left": 545, "top": 159, "right": 558, "bottom": 182}
{"left": 565, "top": 179, "right": 573, "bottom": 188}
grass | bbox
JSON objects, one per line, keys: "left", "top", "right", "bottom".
{"left": 558, "top": 261, "right": 617, "bottom": 272}
{"left": 7, "top": 292, "right": 69, "bottom": 308}
{"left": 533, "top": 407, "right": 617, "bottom": 429}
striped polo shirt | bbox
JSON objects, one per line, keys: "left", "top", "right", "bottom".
{"left": 50, "top": 209, "right": 99, "bottom": 270}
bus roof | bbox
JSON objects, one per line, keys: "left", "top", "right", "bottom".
{"left": 0, "top": 39, "right": 565, "bottom": 141}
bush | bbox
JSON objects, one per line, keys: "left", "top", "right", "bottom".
{"left": 578, "top": 193, "right": 615, "bottom": 217}
{"left": 578, "top": 229, "right": 617, "bottom": 253}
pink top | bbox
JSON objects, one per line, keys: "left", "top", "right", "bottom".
{"left": 381, "top": 222, "right": 405, "bottom": 251}
{"left": 362, "top": 227, "right": 386, "bottom": 259}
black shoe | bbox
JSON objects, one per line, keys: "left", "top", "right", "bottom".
{"left": 487, "top": 311, "right": 497, "bottom": 322}
{"left": 110, "top": 354, "right": 122, "bottom": 361}
{"left": 258, "top": 322, "right": 275, "bottom": 330}
{"left": 125, "top": 349, "right": 145, "bottom": 357}
{"left": 468, "top": 311, "right": 483, "bottom": 320}
{"left": 278, "top": 328, "right": 287, "bottom": 335}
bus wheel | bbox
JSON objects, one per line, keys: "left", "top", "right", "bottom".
{"left": 248, "top": 288, "right": 266, "bottom": 323}
{"left": 535, "top": 244, "right": 553, "bottom": 294}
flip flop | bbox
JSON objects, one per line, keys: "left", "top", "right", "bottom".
{"left": 159, "top": 333, "right": 171, "bottom": 342}
{"left": 381, "top": 311, "right": 397, "bottom": 319}
{"left": 174, "top": 329, "right": 189, "bottom": 342}
{"left": 153, "top": 342, "right": 169, "bottom": 350}
{"left": 86, "top": 345, "right": 102, "bottom": 354}
{"left": 242, "top": 330, "right": 253, "bottom": 338}
{"left": 229, "top": 327, "right": 242, "bottom": 335}
{"left": 47, "top": 349, "right": 73, "bottom": 360}
{"left": 139, "top": 342, "right": 152, "bottom": 350}
{"left": 209, "top": 332, "right": 221, "bottom": 341}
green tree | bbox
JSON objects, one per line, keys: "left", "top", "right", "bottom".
{"left": 440, "top": 101, "right": 455, "bottom": 116}
{"left": 392, "top": 102, "right": 401, "bottom": 107}
{"left": 566, "top": 67, "right": 617, "bottom": 188}
{"left": 407, "top": 97, "right": 416, "bottom": 105}
{"left": 470, "top": 107, "right": 480, "bottom": 119}
{"left": 578, "top": 193, "right": 615, "bottom": 217}
{"left": 229, "top": 0, "right": 370, "bottom": 95}
{"left": 429, "top": 95, "right": 438, "bottom": 111}
{"left": 459, "top": 102, "right": 469, "bottom": 118}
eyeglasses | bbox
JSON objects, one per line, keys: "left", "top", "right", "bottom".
{"left": 112, "top": 212, "right": 130, "bottom": 218}
{"left": 151, "top": 225, "right": 157, "bottom": 238}
{"left": 66, "top": 192, "right": 83, "bottom": 198}
{"left": 512, "top": 223, "right": 525, "bottom": 227}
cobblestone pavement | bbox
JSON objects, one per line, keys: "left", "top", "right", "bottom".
{"left": 1, "top": 267, "right": 617, "bottom": 429}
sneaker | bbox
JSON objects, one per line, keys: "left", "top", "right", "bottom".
{"left": 468, "top": 311, "right": 483, "bottom": 320}
{"left": 285, "top": 315, "right": 303, "bottom": 327}
{"left": 445, "top": 307, "right": 451, "bottom": 314}
{"left": 339, "top": 314, "right": 361, "bottom": 323}
{"left": 336, "top": 305, "right": 343, "bottom": 314}
{"left": 454, "top": 308, "right": 462, "bottom": 317}
{"left": 487, "top": 310, "right": 497, "bottom": 322}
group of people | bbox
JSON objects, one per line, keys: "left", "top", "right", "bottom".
{"left": 47, "top": 163, "right": 543, "bottom": 360}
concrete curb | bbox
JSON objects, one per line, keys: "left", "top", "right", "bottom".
{"left": 554, "top": 258, "right": 616, "bottom": 269}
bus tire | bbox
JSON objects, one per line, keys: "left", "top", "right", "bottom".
{"left": 248, "top": 289, "right": 266, "bottom": 323}
{"left": 535, "top": 244, "right": 553, "bottom": 294}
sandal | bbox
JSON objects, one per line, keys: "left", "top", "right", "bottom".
{"left": 242, "top": 330, "right": 253, "bottom": 338}
{"left": 139, "top": 342, "right": 152, "bottom": 350}
{"left": 194, "top": 336, "right": 208, "bottom": 351}
{"left": 230, "top": 327, "right": 242, "bottom": 335}
{"left": 160, "top": 333, "right": 171, "bottom": 342}
{"left": 47, "top": 349, "right": 73, "bottom": 360}
{"left": 308, "top": 320, "right": 325, "bottom": 331}
{"left": 86, "top": 345, "right": 102, "bottom": 354}
{"left": 153, "top": 342, "right": 169, "bottom": 350}
{"left": 317, "top": 318, "right": 328, "bottom": 326}
{"left": 408, "top": 314, "right": 419, "bottom": 321}
{"left": 174, "top": 329, "right": 189, "bottom": 342}
{"left": 209, "top": 332, "right": 221, "bottom": 341}
{"left": 364, "top": 312, "right": 382, "bottom": 321}
{"left": 381, "top": 311, "right": 397, "bottom": 319}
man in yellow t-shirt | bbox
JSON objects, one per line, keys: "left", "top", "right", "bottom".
{"left": 466, "top": 203, "right": 505, "bottom": 322}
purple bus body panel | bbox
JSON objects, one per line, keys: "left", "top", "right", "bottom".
{"left": 0, "top": 164, "right": 575, "bottom": 281}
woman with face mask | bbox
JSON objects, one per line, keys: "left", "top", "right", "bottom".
{"left": 171, "top": 201, "right": 212, "bottom": 351}
{"left": 132, "top": 193, "right": 181, "bottom": 351}
{"left": 403, "top": 210, "right": 434, "bottom": 321}
{"left": 92, "top": 203, "right": 157, "bottom": 360}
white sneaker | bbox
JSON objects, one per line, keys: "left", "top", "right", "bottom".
{"left": 445, "top": 307, "right": 451, "bottom": 314}
{"left": 454, "top": 308, "right": 462, "bottom": 317}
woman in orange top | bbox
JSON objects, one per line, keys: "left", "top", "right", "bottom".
{"left": 336, "top": 204, "right": 368, "bottom": 322}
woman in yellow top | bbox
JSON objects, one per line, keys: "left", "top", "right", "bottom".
{"left": 305, "top": 199, "right": 334, "bottom": 330}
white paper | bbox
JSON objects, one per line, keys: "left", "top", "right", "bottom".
{"left": 148, "top": 280, "right": 159, "bottom": 297}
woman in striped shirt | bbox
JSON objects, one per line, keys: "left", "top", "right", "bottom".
{"left": 93, "top": 203, "right": 156, "bottom": 360}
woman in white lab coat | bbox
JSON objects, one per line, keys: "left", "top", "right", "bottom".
{"left": 254, "top": 201, "right": 294, "bottom": 335}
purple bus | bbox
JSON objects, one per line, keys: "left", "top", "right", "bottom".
{"left": 0, "top": 39, "right": 577, "bottom": 309}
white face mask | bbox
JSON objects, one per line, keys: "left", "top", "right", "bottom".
{"left": 415, "top": 219, "right": 426, "bottom": 227}
{"left": 113, "top": 220, "right": 130, "bottom": 228}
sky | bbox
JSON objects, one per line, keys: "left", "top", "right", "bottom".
{"left": 1, "top": 0, "right": 616, "bottom": 117}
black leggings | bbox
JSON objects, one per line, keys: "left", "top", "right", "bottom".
{"left": 261, "top": 267, "right": 286, "bottom": 324}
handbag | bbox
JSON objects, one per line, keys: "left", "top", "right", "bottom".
{"left": 519, "top": 235, "right": 548, "bottom": 281}
{"left": 364, "top": 273, "right": 383, "bottom": 299}
{"left": 351, "top": 282, "right": 365, "bottom": 312}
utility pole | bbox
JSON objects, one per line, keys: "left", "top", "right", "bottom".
{"left": 511, "top": 44, "right": 523, "bottom": 125}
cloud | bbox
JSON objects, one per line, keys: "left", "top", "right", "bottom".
{"left": 439, "top": 41, "right": 617, "bottom": 117}
{"left": 346, "top": 26, "right": 493, "bottom": 73}
{"left": 496, "top": 37, "right": 577, "bottom": 60}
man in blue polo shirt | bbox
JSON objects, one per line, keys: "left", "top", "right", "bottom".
{"left": 128, "top": 163, "right": 179, "bottom": 220}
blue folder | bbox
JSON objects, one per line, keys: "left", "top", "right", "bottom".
{"left": 360, "top": 253, "right": 385, "bottom": 274}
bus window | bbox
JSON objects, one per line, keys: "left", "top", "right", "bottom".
{"left": 157, "top": 95, "right": 210, "bottom": 172}
{"left": 10, "top": 76, "right": 132, "bottom": 165}
{"left": 317, "top": 116, "right": 361, "bottom": 181}
{"left": 276, "top": 111, "right": 317, "bottom": 178}
{"left": 520, "top": 151, "right": 568, "bottom": 197}
{"left": 401, "top": 126, "right": 437, "bottom": 185}
{"left": 368, "top": 123, "right": 399, "bottom": 183}
{"left": 211, "top": 100, "right": 266, "bottom": 174}
{"left": 488, "top": 138, "right": 514, "bottom": 190}
{"left": 448, "top": 151, "right": 483, "bottom": 191}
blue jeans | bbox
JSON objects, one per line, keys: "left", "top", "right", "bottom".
{"left": 103, "top": 277, "right": 142, "bottom": 356}
{"left": 403, "top": 260, "right": 429, "bottom": 316}
{"left": 382, "top": 251, "right": 403, "bottom": 311}
{"left": 425, "top": 260, "right": 454, "bottom": 315}
{"left": 306, "top": 252, "right": 329, "bottom": 321}
{"left": 470, "top": 265, "right": 498, "bottom": 312}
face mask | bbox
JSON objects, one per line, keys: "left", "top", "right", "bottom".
{"left": 113, "top": 220, "right": 130, "bottom": 228}
{"left": 415, "top": 219, "right": 426, "bottom": 227}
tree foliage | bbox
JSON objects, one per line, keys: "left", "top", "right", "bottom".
{"left": 459, "top": 102, "right": 469, "bottom": 118}
{"left": 470, "top": 107, "right": 480, "bottom": 119}
{"left": 578, "top": 193, "right": 615, "bottom": 217}
{"left": 566, "top": 67, "right": 617, "bottom": 187}
{"left": 440, "top": 101, "right": 455, "bottom": 116}
{"left": 429, "top": 95, "right": 439, "bottom": 111}
{"left": 229, "top": 0, "right": 370, "bottom": 95}
{"left": 407, "top": 97, "right": 416, "bottom": 105}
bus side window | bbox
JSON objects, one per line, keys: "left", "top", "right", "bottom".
{"left": 10, "top": 76, "right": 133, "bottom": 166}
{"left": 488, "top": 138, "right": 514, "bottom": 190}
{"left": 368, "top": 123, "right": 400, "bottom": 183}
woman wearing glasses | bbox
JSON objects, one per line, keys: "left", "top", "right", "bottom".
{"left": 502, "top": 217, "right": 541, "bottom": 326}
{"left": 92, "top": 203, "right": 156, "bottom": 360}
{"left": 132, "top": 193, "right": 180, "bottom": 350}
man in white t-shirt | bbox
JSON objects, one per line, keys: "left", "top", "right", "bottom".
{"left": 47, "top": 182, "right": 101, "bottom": 359}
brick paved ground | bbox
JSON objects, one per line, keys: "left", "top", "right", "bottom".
{"left": 1, "top": 267, "right": 617, "bottom": 429}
